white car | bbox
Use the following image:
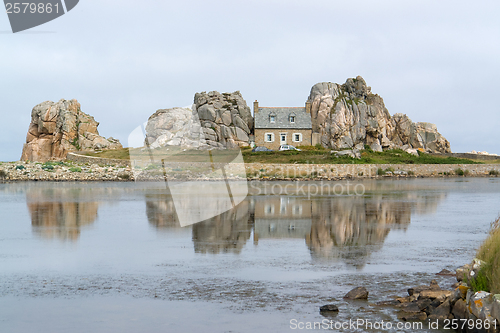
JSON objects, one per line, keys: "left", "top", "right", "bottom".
{"left": 279, "top": 145, "right": 301, "bottom": 151}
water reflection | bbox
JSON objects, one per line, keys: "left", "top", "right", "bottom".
{"left": 146, "top": 194, "right": 180, "bottom": 229}
{"left": 145, "top": 182, "right": 446, "bottom": 266}
{"left": 192, "top": 199, "right": 253, "bottom": 254}
{"left": 27, "top": 188, "right": 99, "bottom": 241}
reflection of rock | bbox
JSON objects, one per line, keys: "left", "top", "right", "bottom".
{"left": 306, "top": 198, "right": 411, "bottom": 265}
{"left": 145, "top": 194, "right": 180, "bottom": 229}
{"left": 27, "top": 188, "right": 98, "bottom": 241}
{"left": 251, "top": 186, "right": 445, "bottom": 267}
{"left": 192, "top": 199, "right": 253, "bottom": 254}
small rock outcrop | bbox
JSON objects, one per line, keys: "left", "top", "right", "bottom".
{"left": 21, "top": 99, "right": 122, "bottom": 162}
{"left": 307, "top": 77, "right": 451, "bottom": 154}
{"left": 319, "top": 304, "right": 339, "bottom": 313}
{"left": 194, "top": 91, "right": 253, "bottom": 149}
{"left": 343, "top": 286, "right": 369, "bottom": 300}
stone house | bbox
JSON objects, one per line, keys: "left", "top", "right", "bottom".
{"left": 253, "top": 100, "right": 314, "bottom": 150}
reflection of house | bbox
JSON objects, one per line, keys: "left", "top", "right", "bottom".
{"left": 253, "top": 197, "right": 312, "bottom": 241}
{"left": 254, "top": 101, "right": 316, "bottom": 150}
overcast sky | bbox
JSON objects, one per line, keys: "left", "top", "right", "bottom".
{"left": 1, "top": 0, "right": 499, "bottom": 161}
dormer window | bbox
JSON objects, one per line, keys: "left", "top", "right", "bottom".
{"left": 269, "top": 113, "right": 276, "bottom": 123}
{"left": 289, "top": 115, "right": 296, "bottom": 123}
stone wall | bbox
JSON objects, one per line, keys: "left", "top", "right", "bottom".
{"left": 244, "top": 163, "right": 500, "bottom": 179}
{"left": 254, "top": 129, "right": 312, "bottom": 150}
{"left": 66, "top": 152, "right": 130, "bottom": 167}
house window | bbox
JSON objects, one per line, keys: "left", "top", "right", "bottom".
{"left": 290, "top": 115, "right": 296, "bottom": 123}
{"left": 280, "top": 134, "right": 287, "bottom": 143}
{"left": 269, "top": 115, "right": 276, "bottom": 123}
{"left": 293, "top": 133, "right": 302, "bottom": 142}
{"left": 265, "top": 133, "right": 274, "bottom": 142}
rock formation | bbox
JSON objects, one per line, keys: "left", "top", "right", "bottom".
{"left": 193, "top": 91, "right": 253, "bottom": 149}
{"left": 21, "top": 99, "right": 122, "bottom": 162}
{"left": 144, "top": 107, "right": 205, "bottom": 149}
{"left": 145, "top": 91, "right": 254, "bottom": 150}
{"left": 307, "top": 76, "right": 451, "bottom": 153}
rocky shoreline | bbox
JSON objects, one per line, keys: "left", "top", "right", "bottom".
{"left": 1, "top": 160, "right": 500, "bottom": 182}
{"left": 321, "top": 259, "right": 500, "bottom": 333}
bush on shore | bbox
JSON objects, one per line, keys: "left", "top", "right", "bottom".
{"left": 475, "top": 216, "right": 500, "bottom": 294}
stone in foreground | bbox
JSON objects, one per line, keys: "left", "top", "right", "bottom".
{"left": 343, "top": 286, "right": 369, "bottom": 300}
{"left": 319, "top": 304, "right": 339, "bottom": 312}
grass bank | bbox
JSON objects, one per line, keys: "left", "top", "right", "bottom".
{"left": 475, "top": 216, "right": 500, "bottom": 293}
{"left": 84, "top": 146, "right": 483, "bottom": 165}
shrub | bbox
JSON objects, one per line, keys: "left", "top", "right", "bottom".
{"left": 377, "top": 168, "right": 385, "bottom": 175}
{"left": 455, "top": 168, "right": 465, "bottom": 176}
{"left": 42, "top": 165, "right": 54, "bottom": 171}
{"left": 407, "top": 171, "right": 415, "bottom": 176}
{"left": 15, "top": 165, "right": 25, "bottom": 170}
{"left": 69, "top": 167, "right": 82, "bottom": 172}
{"left": 0, "top": 169, "right": 7, "bottom": 178}
{"left": 489, "top": 170, "right": 500, "bottom": 176}
{"left": 476, "top": 216, "right": 500, "bottom": 293}
{"left": 468, "top": 267, "right": 490, "bottom": 293}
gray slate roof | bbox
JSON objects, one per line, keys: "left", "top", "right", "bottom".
{"left": 255, "top": 107, "right": 312, "bottom": 129}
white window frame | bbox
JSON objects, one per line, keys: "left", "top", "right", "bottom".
{"left": 280, "top": 133, "right": 287, "bottom": 144}
{"left": 269, "top": 115, "right": 276, "bottom": 123}
{"left": 265, "top": 133, "right": 275, "bottom": 142}
{"left": 289, "top": 115, "right": 296, "bottom": 123}
{"left": 292, "top": 133, "right": 302, "bottom": 143}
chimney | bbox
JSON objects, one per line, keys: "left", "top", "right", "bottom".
{"left": 305, "top": 101, "right": 311, "bottom": 114}
{"left": 254, "top": 100, "right": 259, "bottom": 114}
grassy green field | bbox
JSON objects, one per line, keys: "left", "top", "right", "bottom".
{"left": 83, "top": 146, "right": 486, "bottom": 165}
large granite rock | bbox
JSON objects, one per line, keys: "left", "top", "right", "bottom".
{"left": 144, "top": 107, "right": 208, "bottom": 149}
{"left": 307, "top": 77, "right": 451, "bottom": 153}
{"left": 21, "top": 99, "right": 122, "bottom": 162}
{"left": 194, "top": 91, "right": 253, "bottom": 148}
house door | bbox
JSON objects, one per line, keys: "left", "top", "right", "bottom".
{"left": 280, "top": 133, "right": 287, "bottom": 144}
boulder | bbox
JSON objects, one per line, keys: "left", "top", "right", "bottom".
{"left": 452, "top": 299, "right": 468, "bottom": 321}
{"left": 145, "top": 107, "right": 207, "bottom": 149}
{"left": 428, "top": 299, "right": 451, "bottom": 321}
{"left": 343, "top": 286, "right": 368, "bottom": 300}
{"left": 193, "top": 91, "right": 253, "bottom": 148}
{"left": 319, "top": 304, "right": 339, "bottom": 313}
{"left": 21, "top": 99, "right": 122, "bottom": 162}
{"left": 307, "top": 77, "right": 451, "bottom": 153}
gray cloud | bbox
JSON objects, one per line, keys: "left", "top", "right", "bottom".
{"left": 1, "top": 0, "right": 499, "bottom": 160}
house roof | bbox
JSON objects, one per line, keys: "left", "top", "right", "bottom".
{"left": 255, "top": 107, "right": 312, "bottom": 129}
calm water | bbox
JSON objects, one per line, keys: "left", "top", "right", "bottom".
{"left": 1, "top": 178, "right": 500, "bottom": 332}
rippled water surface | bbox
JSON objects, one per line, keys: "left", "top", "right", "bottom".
{"left": 1, "top": 178, "right": 500, "bottom": 332}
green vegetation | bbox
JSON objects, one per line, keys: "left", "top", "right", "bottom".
{"left": 475, "top": 216, "right": 500, "bottom": 294}
{"left": 243, "top": 147, "right": 482, "bottom": 165}
{"left": 83, "top": 146, "right": 483, "bottom": 165}
{"left": 0, "top": 169, "right": 7, "bottom": 178}
{"left": 490, "top": 170, "right": 500, "bottom": 176}
{"left": 70, "top": 137, "right": 80, "bottom": 150}
{"left": 69, "top": 167, "right": 82, "bottom": 172}
{"left": 454, "top": 168, "right": 470, "bottom": 176}
{"left": 15, "top": 165, "right": 25, "bottom": 170}
{"left": 468, "top": 268, "right": 490, "bottom": 293}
